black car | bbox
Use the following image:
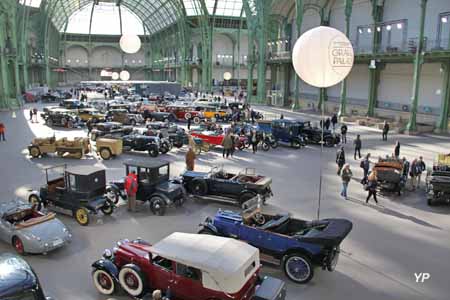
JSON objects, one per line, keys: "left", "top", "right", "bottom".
{"left": 426, "top": 165, "right": 450, "bottom": 206}
{"left": 299, "top": 120, "right": 340, "bottom": 146}
{"left": 181, "top": 166, "right": 273, "bottom": 207}
{"left": 142, "top": 110, "right": 177, "bottom": 122}
{"left": 107, "top": 160, "right": 186, "bottom": 215}
{"left": 59, "top": 99, "right": 89, "bottom": 109}
{"left": 28, "top": 165, "right": 114, "bottom": 226}
{"left": 0, "top": 253, "right": 53, "bottom": 300}
{"left": 122, "top": 133, "right": 163, "bottom": 157}
{"left": 146, "top": 122, "right": 187, "bottom": 148}
{"left": 41, "top": 108, "right": 81, "bottom": 128}
{"left": 90, "top": 122, "right": 133, "bottom": 141}
{"left": 105, "top": 109, "right": 144, "bottom": 125}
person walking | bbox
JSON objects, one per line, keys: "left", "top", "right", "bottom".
{"left": 32, "top": 108, "right": 38, "bottom": 123}
{"left": 185, "top": 147, "right": 196, "bottom": 171}
{"left": 221, "top": 132, "right": 233, "bottom": 158}
{"left": 331, "top": 113, "right": 338, "bottom": 131}
{"left": 336, "top": 146, "right": 346, "bottom": 175}
{"left": 29, "top": 109, "right": 33, "bottom": 122}
{"left": 250, "top": 129, "right": 259, "bottom": 154}
{"left": 410, "top": 159, "right": 419, "bottom": 191}
{"left": 341, "top": 164, "right": 352, "bottom": 200}
{"left": 402, "top": 157, "right": 410, "bottom": 187}
{"left": 366, "top": 171, "right": 378, "bottom": 204}
{"left": 0, "top": 122, "right": 5, "bottom": 141}
{"left": 324, "top": 118, "right": 331, "bottom": 131}
{"left": 124, "top": 171, "right": 138, "bottom": 212}
{"left": 360, "top": 153, "right": 371, "bottom": 184}
{"left": 353, "top": 134, "right": 362, "bottom": 160}
{"left": 86, "top": 118, "right": 93, "bottom": 136}
{"left": 394, "top": 141, "right": 400, "bottom": 158}
{"left": 417, "top": 156, "right": 426, "bottom": 188}
{"left": 382, "top": 121, "right": 389, "bottom": 141}
{"left": 340, "top": 123, "right": 348, "bottom": 144}
{"left": 187, "top": 116, "right": 192, "bottom": 130}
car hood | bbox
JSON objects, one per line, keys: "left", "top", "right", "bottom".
{"left": 18, "top": 218, "right": 69, "bottom": 242}
{"left": 156, "top": 181, "right": 184, "bottom": 194}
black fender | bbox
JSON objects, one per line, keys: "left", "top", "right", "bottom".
{"left": 239, "top": 189, "right": 257, "bottom": 197}
{"left": 281, "top": 248, "right": 317, "bottom": 265}
{"left": 199, "top": 222, "right": 221, "bottom": 236}
{"left": 107, "top": 183, "right": 125, "bottom": 198}
{"left": 149, "top": 192, "right": 171, "bottom": 205}
{"left": 92, "top": 259, "right": 119, "bottom": 280}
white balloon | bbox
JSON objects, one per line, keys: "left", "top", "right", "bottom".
{"left": 111, "top": 72, "right": 119, "bottom": 80}
{"left": 223, "top": 72, "right": 232, "bottom": 81}
{"left": 120, "top": 70, "right": 130, "bottom": 81}
{"left": 119, "top": 34, "right": 141, "bottom": 54}
{"left": 292, "top": 26, "right": 354, "bottom": 88}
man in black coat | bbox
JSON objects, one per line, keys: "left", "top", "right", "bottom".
{"left": 382, "top": 121, "right": 390, "bottom": 141}
{"left": 340, "top": 123, "right": 348, "bottom": 143}
{"left": 353, "top": 134, "right": 362, "bottom": 160}
{"left": 331, "top": 113, "right": 338, "bottom": 130}
{"left": 336, "top": 147, "right": 346, "bottom": 175}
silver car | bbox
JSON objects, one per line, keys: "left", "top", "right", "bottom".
{"left": 0, "top": 199, "right": 72, "bottom": 254}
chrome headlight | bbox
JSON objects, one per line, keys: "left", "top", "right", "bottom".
{"left": 103, "top": 249, "right": 113, "bottom": 259}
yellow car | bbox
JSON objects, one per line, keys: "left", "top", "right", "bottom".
{"left": 202, "top": 108, "right": 229, "bottom": 120}
{"left": 77, "top": 108, "right": 105, "bottom": 122}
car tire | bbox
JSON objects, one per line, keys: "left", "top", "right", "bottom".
{"left": 239, "top": 192, "right": 256, "bottom": 208}
{"left": 292, "top": 139, "right": 301, "bottom": 149}
{"left": 150, "top": 196, "right": 166, "bottom": 216}
{"left": 160, "top": 143, "right": 170, "bottom": 154}
{"left": 100, "top": 148, "right": 112, "bottom": 160}
{"left": 262, "top": 142, "right": 270, "bottom": 152}
{"left": 185, "top": 113, "right": 192, "bottom": 120}
{"left": 324, "top": 138, "right": 334, "bottom": 147}
{"left": 67, "top": 120, "right": 74, "bottom": 129}
{"left": 118, "top": 265, "right": 146, "bottom": 298}
{"left": 28, "top": 194, "right": 42, "bottom": 211}
{"left": 271, "top": 140, "right": 279, "bottom": 149}
{"left": 198, "top": 228, "right": 216, "bottom": 235}
{"left": 193, "top": 116, "right": 200, "bottom": 124}
{"left": 282, "top": 253, "right": 314, "bottom": 284}
{"left": 101, "top": 202, "right": 114, "bottom": 215}
{"left": 148, "top": 146, "right": 159, "bottom": 157}
{"left": 29, "top": 146, "right": 41, "bottom": 158}
{"left": 190, "top": 180, "right": 208, "bottom": 196}
{"left": 92, "top": 269, "right": 116, "bottom": 295}
{"left": 46, "top": 118, "right": 53, "bottom": 127}
{"left": 12, "top": 236, "right": 25, "bottom": 255}
{"left": 106, "top": 187, "right": 120, "bottom": 204}
{"left": 74, "top": 207, "right": 90, "bottom": 226}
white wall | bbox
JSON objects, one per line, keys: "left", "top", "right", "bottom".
{"left": 378, "top": 63, "right": 413, "bottom": 105}
{"left": 419, "top": 63, "right": 444, "bottom": 109}
{"left": 89, "top": 46, "right": 122, "bottom": 68}
{"left": 65, "top": 46, "right": 89, "bottom": 67}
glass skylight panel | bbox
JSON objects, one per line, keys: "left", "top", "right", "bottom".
{"left": 19, "top": 0, "right": 42, "bottom": 8}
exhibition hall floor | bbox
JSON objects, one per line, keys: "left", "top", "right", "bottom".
{"left": 0, "top": 105, "right": 448, "bottom": 300}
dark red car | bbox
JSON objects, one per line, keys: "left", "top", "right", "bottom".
{"left": 165, "top": 105, "right": 203, "bottom": 123}
{"left": 91, "top": 233, "right": 286, "bottom": 300}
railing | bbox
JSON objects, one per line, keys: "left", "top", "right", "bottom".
{"left": 267, "top": 51, "right": 291, "bottom": 60}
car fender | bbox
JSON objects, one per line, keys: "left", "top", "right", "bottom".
{"left": 106, "top": 183, "right": 125, "bottom": 198}
{"left": 150, "top": 192, "right": 171, "bottom": 205}
{"left": 201, "top": 223, "right": 221, "bottom": 236}
{"left": 281, "top": 248, "right": 315, "bottom": 264}
{"left": 92, "top": 259, "right": 119, "bottom": 280}
{"left": 239, "top": 189, "right": 257, "bottom": 197}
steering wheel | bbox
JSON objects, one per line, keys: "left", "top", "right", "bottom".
{"left": 252, "top": 212, "right": 266, "bottom": 226}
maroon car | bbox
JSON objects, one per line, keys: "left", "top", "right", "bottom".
{"left": 91, "top": 233, "right": 286, "bottom": 300}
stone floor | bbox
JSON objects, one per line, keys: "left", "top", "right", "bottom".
{"left": 0, "top": 104, "right": 448, "bottom": 300}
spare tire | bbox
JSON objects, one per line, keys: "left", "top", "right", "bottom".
{"left": 189, "top": 180, "right": 207, "bottom": 196}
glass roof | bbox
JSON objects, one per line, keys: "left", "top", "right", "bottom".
{"left": 19, "top": 0, "right": 43, "bottom": 8}
{"left": 184, "top": 0, "right": 244, "bottom": 17}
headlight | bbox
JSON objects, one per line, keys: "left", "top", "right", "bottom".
{"left": 103, "top": 249, "right": 113, "bottom": 258}
{"left": 44, "top": 243, "right": 49, "bottom": 248}
{"left": 63, "top": 227, "right": 68, "bottom": 233}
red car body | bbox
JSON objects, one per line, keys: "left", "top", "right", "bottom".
{"left": 191, "top": 131, "right": 246, "bottom": 148}
{"left": 165, "top": 106, "right": 203, "bottom": 122}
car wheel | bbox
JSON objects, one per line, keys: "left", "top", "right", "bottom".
{"left": 283, "top": 253, "right": 314, "bottom": 284}
{"left": 198, "top": 228, "right": 216, "bottom": 235}
{"left": 12, "top": 236, "right": 25, "bottom": 255}
{"left": 239, "top": 192, "right": 256, "bottom": 208}
{"left": 92, "top": 270, "right": 116, "bottom": 295}
{"left": 118, "top": 266, "right": 146, "bottom": 297}
{"left": 262, "top": 142, "right": 270, "bottom": 151}
{"left": 190, "top": 180, "right": 208, "bottom": 196}
{"left": 185, "top": 113, "right": 191, "bottom": 120}
{"left": 271, "top": 140, "right": 279, "bottom": 149}
{"left": 74, "top": 207, "right": 90, "bottom": 226}
{"left": 324, "top": 138, "right": 334, "bottom": 147}
{"left": 46, "top": 118, "right": 53, "bottom": 127}
{"left": 173, "top": 141, "right": 183, "bottom": 148}
{"left": 29, "top": 146, "right": 41, "bottom": 158}
{"left": 193, "top": 116, "right": 200, "bottom": 124}
{"left": 106, "top": 187, "right": 120, "bottom": 204}
{"left": 148, "top": 147, "right": 159, "bottom": 157}
{"left": 160, "top": 143, "right": 170, "bottom": 154}
{"left": 67, "top": 120, "right": 74, "bottom": 129}
{"left": 28, "top": 194, "right": 42, "bottom": 211}
{"left": 292, "top": 139, "right": 301, "bottom": 149}
{"left": 101, "top": 202, "right": 114, "bottom": 215}
{"left": 100, "top": 148, "right": 112, "bottom": 160}
{"left": 150, "top": 196, "right": 166, "bottom": 216}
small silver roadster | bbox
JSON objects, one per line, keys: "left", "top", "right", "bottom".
{"left": 0, "top": 199, "right": 72, "bottom": 254}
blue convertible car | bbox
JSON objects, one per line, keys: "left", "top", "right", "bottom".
{"left": 199, "top": 208, "right": 352, "bottom": 284}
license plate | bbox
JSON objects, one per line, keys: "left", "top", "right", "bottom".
{"left": 53, "top": 238, "right": 63, "bottom": 247}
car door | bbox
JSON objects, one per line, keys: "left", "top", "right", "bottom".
{"left": 209, "top": 175, "right": 240, "bottom": 196}
{"left": 238, "top": 224, "right": 268, "bottom": 250}
{"left": 0, "top": 216, "right": 13, "bottom": 243}
{"left": 171, "top": 263, "right": 204, "bottom": 300}
{"left": 149, "top": 256, "right": 174, "bottom": 291}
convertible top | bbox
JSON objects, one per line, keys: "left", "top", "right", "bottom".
{"left": 300, "top": 218, "right": 353, "bottom": 246}
{"left": 124, "top": 159, "right": 169, "bottom": 169}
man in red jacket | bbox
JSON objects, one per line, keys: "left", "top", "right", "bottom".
{"left": 124, "top": 171, "right": 138, "bottom": 212}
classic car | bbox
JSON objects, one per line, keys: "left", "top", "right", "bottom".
{"left": 77, "top": 107, "right": 106, "bottom": 123}
{"left": 0, "top": 253, "right": 54, "bottom": 299}
{"left": 41, "top": 108, "right": 81, "bottom": 128}
{"left": 193, "top": 106, "right": 229, "bottom": 121}
{"left": 95, "top": 138, "right": 123, "bottom": 160}
{"left": 90, "top": 122, "right": 133, "bottom": 141}
{"left": 91, "top": 233, "right": 286, "bottom": 300}
{"left": 28, "top": 165, "right": 115, "bottom": 226}
{"left": 28, "top": 136, "right": 90, "bottom": 159}
{"left": 0, "top": 199, "right": 71, "bottom": 254}
{"left": 190, "top": 130, "right": 247, "bottom": 150}
{"left": 181, "top": 167, "right": 273, "bottom": 206}
{"left": 107, "top": 160, "right": 186, "bottom": 215}
{"left": 142, "top": 110, "right": 177, "bottom": 122}
{"left": 146, "top": 122, "right": 187, "bottom": 147}
{"left": 121, "top": 133, "right": 163, "bottom": 157}
{"left": 106, "top": 109, "right": 144, "bottom": 126}
{"left": 199, "top": 207, "right": 353, "bottom": 284}
{"left": 426, "top": 153, "right": 450, "bottom": 205}
{"left": 132, "top": 128, "right": 173, "bottom": 153}
{"left": 299, "top": 120, "right": 340, "bottom": 146}
{"left": 165, "top": 105, "right": 203, "bottom": 123}
{"left": 372, "top": 158, "right": 406, "bottom": 195}
{"left": 59, "top": 99, "right": 89, "bottom": 109}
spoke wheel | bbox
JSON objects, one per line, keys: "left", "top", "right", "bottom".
{"left": 101, "top": 203, "right": 114, "bottom": 215}
{"left": 74, "top": 207, "right": 90, "bottom": 226}
{"left": 150, "top": 196, "right": 166, "bottom": 216}
{"left": 100, "top": 148, "right": 112, "bottom": 160}
{"left": 92, "top": 270, "right": 116, "bottom": 295}
{"left": 29, "top": 146, "right": 41, "bottom": 158}
{"left": 283, "top": 254, "right": 314, "bottom": 284}
{"left": 118, "top": 266, "right": 145, "bottom": 297}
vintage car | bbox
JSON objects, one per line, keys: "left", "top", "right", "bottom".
{"left": 107, "top": 160, "right": 186, "bottom": 215}
{"left": 95, "top": 138, "right": 123, "bottom": 160}
{"left": 0, "top": 253, "right": 54, "bottom": 299}
{"left": 199, "top": 206, "right": 353, "bottom": 284}
{"left": 182, "top": 167, "right": 273, "bottom": 206}
{"left": 165, "top": 105, "right": 203, "bottom": 123}
{"left": 91, "top": 233, "right": 286, "bottom": 300}
{"left": 77, "top": 107, "right": 106, "bottom": 123}
{"left": 426, "top": 153, "right": 450, "bottom": 205}
{"left": 59, "top": 99, "right": 89, "bottom": 109}
{"left": 190, "top": 130, "right": 246, "bottom": 151}
{"left": 28, "top": 136, "right": 90, "bottom": 159}
{"left": 0, "top": 199, "right": 72, "bottom": 254}
{"left": 192, "top": 105, "right": 229, "bottom": 121}
{"left": 106, "top": 109, "right": 144, "bottom": 126}
{"left": 143, "top": 110, "right": 177, "bottom": 122}
{"left": 372, "top": 158, "right": 406, "bottom": 195}
{"left": 28, "top": 165, "right": 115, "bottom": 226}
{"left": 90, "top": 122, "right": 133, "bottom": 141}
{"left": 121, "top": 133, "right": 163, "bottom": 157}
{"left": 41, "top": 108, "right": 81, "bottom": 128}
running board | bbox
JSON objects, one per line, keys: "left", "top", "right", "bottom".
{"left": 260, "top": 253, "right": 281, "bottom": 266}
{"left": 190, "top": 195, "right": 239, "bottom": 206}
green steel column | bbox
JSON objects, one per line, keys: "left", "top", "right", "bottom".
{"left": 255, "top": 0, "right": 269, "bottom": 104}
{"left": 437, "top": 61, "right": 450, "bottom": 132}
{"left": 236, "top": 7, "right": 244, "bottom": 89}
{"left": 293, "top": 0, "right": 304, "bottom": 110}
{"left": 10, "top": 5, "right": 22, "bottom": 104}
{"left": 0, "top": 13, "right": 12, "bottom": 108}
{"left": 21, "top": 1, "right": 31, "bottom": 90}
{"left": 338, "top": 0, "right": 353, "bottom": 117}
{"left": 407, "top": 0, "right": 428, "bottom": 132}
{"left": 246, "top": 38, "right": 255, "bottom": 103}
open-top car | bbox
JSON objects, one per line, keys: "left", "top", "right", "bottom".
{"left": 106, "top": 109, "right": 144, "bottom": 126}
{"left": 372, "top": 158, "right": 406, "bottom": 195}
{"left": 190, "top": 130, "right": 246, "bottom": 150}
{"left": 182, "top": 167, "right": 272, "bottom": 207}
{"left": 199, "top": 204, "right": 352, "bottom": 284}
{"left": 91, "top": 233, "right": 286, "bottom": 300}
{"left": 28, "top": 165, "right": 115, "bottom": 226}
{"left": 0, "top": 199, "right": 72, "bottom": 255}
{"left": 77, "top": 107, "right": 106, "bottom": 123}
{"left": 107, "top": 160, "right": 186, "bottom": 215}
{"left": 90, "top": 122, "right": 133, "bottom": 141}
{"left": 41, "top": 108, "right": 81, "bottom": 128}
{"left": 426, "top": 153, "right": 450, "bottom": 205}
